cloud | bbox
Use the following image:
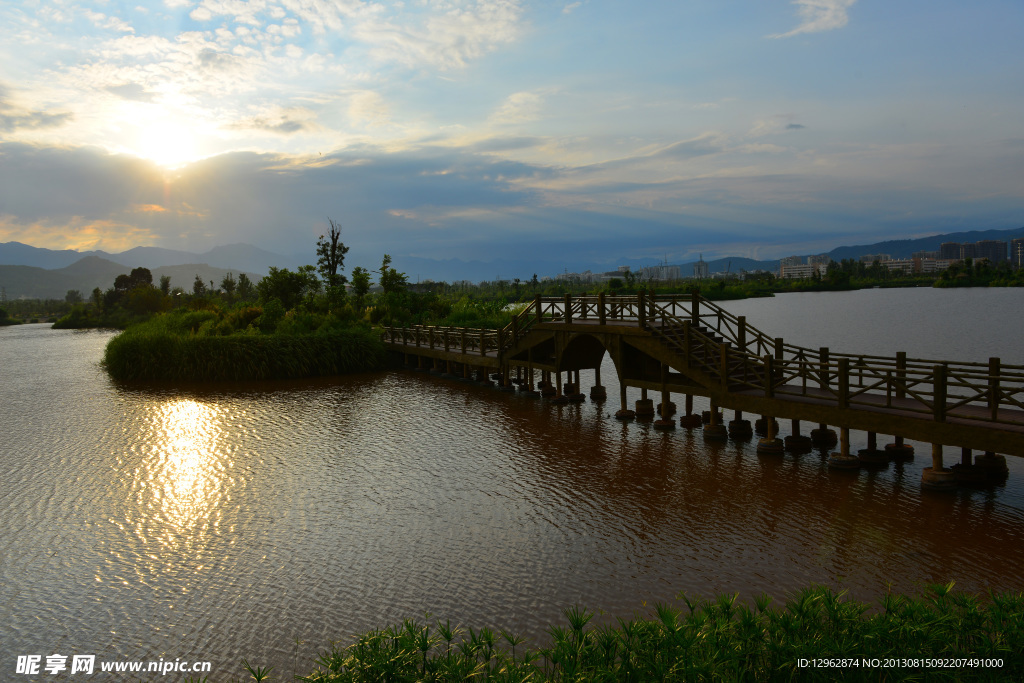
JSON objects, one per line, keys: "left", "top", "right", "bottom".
{"left": 655, "top": 134, "right": 727, "bottom": 159}
{"left": 355, "top": 1, "right": 525, "bottom": 70}
{"left": 226, "top": 107, "right": 318, "bottom": 134}
{"left": 562, "top": 2, "right": 582, "bottom": 14}
{"left": 105, "top": 83, "right": 158, "bottom": 102}
{"left": 489, "top": 91, "right": 544, "bottom": 125}
{"left": 0, "top": 215, "right": 159, "bottom": 252}
{"left": 0, "top": 86, "right": 72, "bottom": 132}
{"left": 770, "top": 0, "right": 856, "bottom": 39}
{"left": 348, "top": 91, "right": 391, "bottom": 128}
{"left": 749, "top": 115, "right": 804, "bottom": 137}
{"left": 468, "top": 136, "right": 545, "bottom": 153}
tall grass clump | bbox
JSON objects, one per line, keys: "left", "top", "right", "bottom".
{"left": 297, "top": 584, "right": 1024, "bottom": 682}
{"left": 103, "top": 308, "right": 387, "bottom": 382}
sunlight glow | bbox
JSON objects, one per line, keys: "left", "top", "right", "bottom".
{"left": 142, "top": 398, "right": 230, "bottom": 551}
{"left": 133, "top": 119, "right": 203, "bottom": 168}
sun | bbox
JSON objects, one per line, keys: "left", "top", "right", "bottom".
{"left": 130, "top": 116, "right": 206, "bottom": 168}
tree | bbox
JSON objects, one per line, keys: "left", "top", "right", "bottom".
{"left": 316, "top": 217, "right": 350, "bottom": 289}
{"left": 351, "top": 266, "right": 372, "bottom": 306}
{"left": 129, "top": 267, "right": 153, "bottom": 287}
{"left": 237, "top": 273, "right": 256, "bottom": 301}
{"left": 193, "top": 274, "right": 207, "bottom": 297}
{"left": 91, "top": 287, "right": 103, "bottom": 308}
{"left": 159, "top": 275, "right": 172, "bottom": 296}
{"left": 114, "top": 274, "right": 134, "bottom": 292}
{"left": 257, "top": 267, "right": 312, "bottom": 310}
{"left": 65, "top": 290, "right": 83, "bottom": 304}
{"left": 220, "top": 272, "right": 237, "bottom": 298}
{"left": 379, "top": 254, "right": 408, "bottom": 295}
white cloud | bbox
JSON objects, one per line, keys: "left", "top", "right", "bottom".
{"left": 489, "top": 91, "right": 544, "bottom": 125}
{"left": 770, "top": 0, "right": 856, "bottom": 39}
{"left": 356, "top": 1, "right": 525, "bottom": 70}
{"left": 348, "top": 91, "right": 390, "bottom": 127}
{"left": 562, "top": 2, "right": 582, "bottom": 14}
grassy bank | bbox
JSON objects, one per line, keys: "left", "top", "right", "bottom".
{"left": 103, "top": 309, "right": 387, "bottom": 382}
{"left": 292, "top": 584, "right": 1022, "bottom": 682}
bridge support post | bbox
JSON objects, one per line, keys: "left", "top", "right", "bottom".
{"left": 497, "top": 365, "right": 515, "bottom": 392}
{"left": 655, "top": 364, "right": 675, "bottom": 425}
{"left": 756, "top": 414, "right": 784, "bottom": 454}
{"left": 858, "top": 430, "right": 889, "bottom": 466}
{"left": 635, "top": 387, "right": 655, "bottom": 419}
{"left": 654, "top": 367, "right": 675, "bottom": 430}
{"left": 884, "top": 435, "right": 915, "bottom": 460}
{"left": 679, "top": 394, "right": 702, "bottom": 428}
{"left": 703, "top": 401, "right": 728, "bottom": 440}
{"left": 828, "top": 427, "right": 860, "bottom": 469}
{"left": 442, "top": 360, "right": 457, "bottom": 379}
{"left": 728, "top": 410, "right": 752, "bottom": 440}
{"left": 975, "top": 452, "right": 1009, "bottom": 481}
{"left": 540, "top": 371, "right": 555, "bottom": 397}
{"left": 552, "top": 371, "right": 568, "bottom": 404}
{"left": 922, "top": 444, "right": 955, "bottom": 490}
{"left": 590, "top": 365, "right": 607, "bottom": 401}
{"left": 784, "top": 419, "right": 812, "bottom": 453}
{"left": 569, "top": 370, "right": 586, "bottom": 402}
{"left": 615, "top": 382, "right": 635, "bottom": 420}
{"left": 754, "top": 415, "right": 778, "bottom": 436}
{"left": 522, "top": 362, "right": 539, "bottom": 398}
{"left": 811, "top": 423, "right": 838, "bottom": 448}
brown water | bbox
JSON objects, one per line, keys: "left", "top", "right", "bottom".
{"left": 2, "top": 288, "right": 1023, "bottom": 681}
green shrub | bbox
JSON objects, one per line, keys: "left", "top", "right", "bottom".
{"left": 298, "top": 585, "right": 1024, "bottom": 682}
{"left": 103, "top": 318, "right": 386, "bottom": 382}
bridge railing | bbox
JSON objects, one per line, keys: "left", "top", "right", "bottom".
{"left": 383, "top": 324, "right": 502, "bottom": 357}
{"left": 766, "top": 356, "right": 1024, "bottom": 426}
{"left": 381, "top": 293, "right": 1024, "bottom": 427}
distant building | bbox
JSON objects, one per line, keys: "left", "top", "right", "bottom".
{"left": 1012, "top": 238, "right": 1024, "bottom": 269}
{"left": 974, "top": 240, "right": 1007, "bottom": 264}
{"left": 911, "top": 250, "right": 938, "bottom": 259}
{"left": 779, "top": 255, "right": 803, "bottom": 268}
{"left": 939, "top": 242, "right": 960, "bottom": 260}
{"left": 693, "top": 255, "right": 709, "bottom": 279}
{"left": 959, "top": 243, "right": 977, "bottom": 260}
{"left": 617, "top": 265, "right": 631, "bottom": 273}
{"left": 860, "top": 253, "right": 891, "bottom": 264}
{"left": 641, "top": 264, "right": 681, "bottom": 281}
{"left": 780, "top": 263, "right": 828, "bottom": 280}
{"left": 807, "top": 254, "right": 832, "bottom": 266}
{"left": 882, "top": 258, "right": 954, "bottom": 274}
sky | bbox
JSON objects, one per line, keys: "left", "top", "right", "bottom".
{"left": 1, "top": 0, "right": 1022, "bottom": 273}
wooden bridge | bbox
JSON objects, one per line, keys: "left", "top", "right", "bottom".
{"left": 380, "top": 292, "right": 1023, "bottom": 490}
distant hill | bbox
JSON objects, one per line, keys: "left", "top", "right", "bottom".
{"left": 0, "top": 256, "right": 261, "bottom": 300}
{"left": 824, "top": 228, "right": 1024, "bottom": 262}
{"left": 2, "top": 225, "right": 1021, "bottom": 293}
{"left": 0, "top": 241, "right": 300, "bottom": 276}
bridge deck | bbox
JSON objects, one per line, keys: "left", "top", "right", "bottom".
{"left": 381, "top": 293, "right": 1024, "bottom": 455}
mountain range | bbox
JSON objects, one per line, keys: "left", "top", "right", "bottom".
{"left": 2, "top": 226, "right": 1022, "bottom": 299}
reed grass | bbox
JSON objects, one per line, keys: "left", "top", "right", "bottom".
{"left": 103, "top": 309, "right": 386, "bottom": 382}
{"left": 295, "top": 585, "right": 1023, "bottom": 682}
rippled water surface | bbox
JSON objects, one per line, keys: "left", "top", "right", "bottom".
{"left": 2, "top": 288, "right": 1024, "bottom": 680}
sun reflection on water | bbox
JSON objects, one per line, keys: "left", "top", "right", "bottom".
{"left": 137, "top": 398, "right": 232, "bottom": 553}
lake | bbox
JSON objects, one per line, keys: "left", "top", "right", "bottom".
{"left": 2, "top": 286, "right": 1023, "bottom": 680}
